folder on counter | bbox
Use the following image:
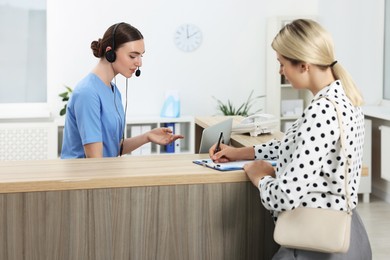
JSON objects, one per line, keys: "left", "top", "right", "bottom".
{"left": 193, "top": 159, "right": 276, "bottom": 171}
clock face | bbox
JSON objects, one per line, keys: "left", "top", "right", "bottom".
{"left": 174, "top": 24, "right": 202, "bottom": 52}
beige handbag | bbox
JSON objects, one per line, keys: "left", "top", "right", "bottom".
{"left": 273, "top": 97, "right": 353, "bottom": 253}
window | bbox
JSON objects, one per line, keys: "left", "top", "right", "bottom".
{"left": 0, "top": 0, "right": 46, "bottom": 104}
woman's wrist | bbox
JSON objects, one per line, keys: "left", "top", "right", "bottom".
{"left": 143, "top": 132, "right": 151, "bottom": 143}
{"left": 235, "top": 147, "right": 255, "bottom": 160}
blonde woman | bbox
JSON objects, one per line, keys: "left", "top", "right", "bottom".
{"left": 210, "top": 19, "right": 371, "bottom": 259}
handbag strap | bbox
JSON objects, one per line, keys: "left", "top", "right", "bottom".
{"left": 316, "top": 96, "right": 352, "bottom": 214}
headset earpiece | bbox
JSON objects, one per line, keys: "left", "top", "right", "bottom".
{"left": 105, "top": 49, "right": 116, "bottom": 63}
{"left": 105, "top": 23, "right": 123, "bottom": 63}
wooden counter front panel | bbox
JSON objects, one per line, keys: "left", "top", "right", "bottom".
{"left": 0, "top": 183, "right": 278, "bottom": 260}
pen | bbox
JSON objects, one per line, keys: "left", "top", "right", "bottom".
{"left": 214, "top": 132, "right": 223, "bottom": 153}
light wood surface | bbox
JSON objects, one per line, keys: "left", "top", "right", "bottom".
{"left": 195, "top": 115, "right": 244, "bottom": 129}
{"left": 0, "top": 154, "right": 253, "bottom": 193}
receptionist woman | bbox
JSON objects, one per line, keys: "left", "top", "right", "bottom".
{"left": 61, "top": 22, "right": 183, "bottom": 159}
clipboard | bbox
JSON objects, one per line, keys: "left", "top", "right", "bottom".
{"left": 193, "top": 159, "right": 277, "bottom": 171}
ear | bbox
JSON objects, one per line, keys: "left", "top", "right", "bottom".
{"left": 300, "top": 63, "right": 310, "bottom": 72}
{"left": 105, "top": 46, "right": 112, "bottom": 52}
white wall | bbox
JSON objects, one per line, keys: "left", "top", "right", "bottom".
{"left": 318, "top": 0, "right": 385, "bottom": 105}
{"left": 47, "top": 0, "right": 384, "bottom": 118}
{"left": 47, "top": 0, "right": 317, "bottom": 118}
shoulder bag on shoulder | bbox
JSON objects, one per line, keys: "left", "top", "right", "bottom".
{"left": 273, "top": 97, "right": 352, "bottom": 253}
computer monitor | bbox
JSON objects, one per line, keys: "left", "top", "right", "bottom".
{"left": 198, "top": 118, "right": 233, "bottom": 153}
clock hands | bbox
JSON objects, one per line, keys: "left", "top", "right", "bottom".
{"left": 185, "top": 24, "right": 199, "bottom": 39}
{"left": 187, "top": 31, "right": 199, "bottom": 38}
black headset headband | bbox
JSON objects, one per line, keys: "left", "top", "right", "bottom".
{"left": 105, "top": 22, "right": 124, "bottom": 63}
{"left": 111, "top": 22, "right": 123, "bottom": 51}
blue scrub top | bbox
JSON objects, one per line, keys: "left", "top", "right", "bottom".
{"left": 61, "top": 73, "right": 125, "bottom": 158}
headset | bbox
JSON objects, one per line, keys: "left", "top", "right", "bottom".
{"left": 107, "top": 22, "right": 142, "bottom": 156}
{"left": 105, "top": 22, "right": 123, "bottom": 63}
{"left": 105, "top": 22, "right": 141, "bottom": 77}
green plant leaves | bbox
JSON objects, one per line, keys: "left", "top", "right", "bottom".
{"left": 213, "top": 89, "right": 263, "bottom": 117}
{"left": 59, "top": 85, "right": 73, "bottom": 116}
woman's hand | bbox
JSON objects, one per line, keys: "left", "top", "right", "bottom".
{"left": 244, "top": 160, "right": 276, "bottom": 187}
{"left": 147, "top": 127, "right": 184, "bottom": 145}
{"left": 209, "top": 144, "right": 254, "bottom": 163}
{"left": 208, "top": 143, "right": 237, "bottom": 163}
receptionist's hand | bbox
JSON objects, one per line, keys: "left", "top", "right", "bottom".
{"left": 147, "top": 127, "right": 184, "bottom": 145}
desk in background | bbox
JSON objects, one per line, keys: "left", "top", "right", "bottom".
{"left": 195, "top": 115, "right": 284, "bottom": 153}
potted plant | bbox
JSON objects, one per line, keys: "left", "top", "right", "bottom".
{"left": 58, "top": 85, "right": 73, "bottom": 116}
{"left": 213, "top": 90, "right": 264, "bottom": 117}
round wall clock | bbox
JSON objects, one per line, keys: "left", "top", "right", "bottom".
{"left": 174, "top": 24, "right": 202, "bottom": 52}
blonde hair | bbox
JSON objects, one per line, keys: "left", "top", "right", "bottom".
{"left": 271, "top": 19, "right": 363, "bottom": 106}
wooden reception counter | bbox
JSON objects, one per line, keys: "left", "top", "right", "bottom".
{"left": 0, "top": 119, "right": 281, "bottom": 260}
{"left": 0, "top": 154, "right": 257, "bottom": 193}
{"left": 0, "top": 116, "right": 368, "bottom": 260}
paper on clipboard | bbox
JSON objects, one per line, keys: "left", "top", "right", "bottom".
{"left": 193, "top": 159, "right": 276, "bottom": 171}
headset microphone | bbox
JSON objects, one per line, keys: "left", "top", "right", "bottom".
{"left": 135, "top": 67, "right": 141, "bottom": 77}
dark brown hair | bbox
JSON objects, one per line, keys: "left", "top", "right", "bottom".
{"left": 91, "top": 22, "right": 144, "bottom": 58}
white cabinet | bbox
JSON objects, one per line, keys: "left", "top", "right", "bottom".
{"left": 125, "top": 116, "right": 194, "bottom": 155}
{"left": 56, "top": 116, "right": 194, "bottom": 157}
{"left": 265, "top": 16, "right": 314, "bottom": 132}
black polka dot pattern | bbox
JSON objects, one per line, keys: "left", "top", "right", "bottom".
{"left": 254, "top": 80, "right": 365, "bottom": 221}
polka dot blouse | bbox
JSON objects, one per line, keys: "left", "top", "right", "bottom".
{"left": 254, "top": 80, "right": 365, "bottom": 221}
